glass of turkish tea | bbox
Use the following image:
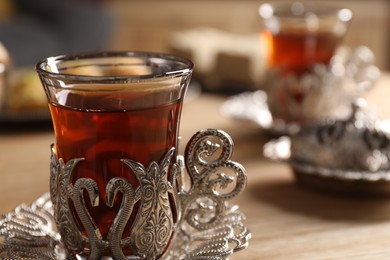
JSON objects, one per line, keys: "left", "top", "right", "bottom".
{"left": 259, "top": 2, "right": 353, "bottom": 125}
{"left": 36, "top": 51, "right": 193, "bottom": 259}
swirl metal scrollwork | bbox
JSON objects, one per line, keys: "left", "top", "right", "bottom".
{"left": 162, "top": 129, "right": 250, "bottom": 260}
{"left": 180, "top": 129, "right": 247, "bottom": 230}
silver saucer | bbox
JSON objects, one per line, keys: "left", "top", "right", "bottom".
{"left": 0, "top": 193, "right": 250, "bottom": 259}
{"left": 220, "top": 90, "right": 301, "bottom": 135}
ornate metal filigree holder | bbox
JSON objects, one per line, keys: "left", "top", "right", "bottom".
{"left": 0, "top": 129, "right": 251, "bottom": 259}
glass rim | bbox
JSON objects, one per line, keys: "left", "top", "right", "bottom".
{"left": 35, "top": 51, "right": 194, "bottom": 83}
{"left": 259, "top": 2, "right": 353, "bottom": 21}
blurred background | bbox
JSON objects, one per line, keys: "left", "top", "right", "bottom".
{"left": 109, "top": 0, "right": 390, "bottom": 93}
{"left": 0, "top": 0, "right": 389, "bottom": 95}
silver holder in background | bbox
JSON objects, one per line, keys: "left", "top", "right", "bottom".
{"left": 0, "top": 129, "right": 251, "bottom": 259}
{"left": 221, "top": 46, "right": 381, "bottom": 136}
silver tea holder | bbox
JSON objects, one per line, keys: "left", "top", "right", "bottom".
{"left": 221, "top": 46, "right": 381, "bottom": 136}
{"left": 0, "top": 129, "right": 251, "bottom": 259}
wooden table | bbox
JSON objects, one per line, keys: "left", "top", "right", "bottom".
{"left": 2, "top": 74, "right": 390, "bottom": 259}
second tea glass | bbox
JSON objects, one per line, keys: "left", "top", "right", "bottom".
{"left": 259, "top": 2, "right": 354, "bottom": 124}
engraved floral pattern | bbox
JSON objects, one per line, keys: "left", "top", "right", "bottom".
{"left": 122, "top": 148, "right": 177, "bottom": 258}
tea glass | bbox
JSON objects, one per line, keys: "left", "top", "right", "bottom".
{"left": 259, "top": 2, "right": 354, "bottom": 125}
{"left": 36, "top": 51, "right": 193, "bottom": 259}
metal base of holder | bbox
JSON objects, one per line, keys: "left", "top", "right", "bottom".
{"left": 0, "top": 129, "right": 251, "bottom": 259}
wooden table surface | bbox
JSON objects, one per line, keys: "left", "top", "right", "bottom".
{"left": 2, "top": 74, "right": 390, "bottom": 259}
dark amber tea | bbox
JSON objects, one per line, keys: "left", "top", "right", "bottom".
{"left": 259, "top": 2, "right": 351, "bottom": 76}
{"left": 37, "top": 52, "right": 193, "bottom": 258}
{"left": 49, "top": 89, "right": 182, "bottom": 239}
{"left": 261, "top": 29, "right": 342, "bottom": 107}
{"left": 262, "top": 29, "right": 342, "bottom": 76}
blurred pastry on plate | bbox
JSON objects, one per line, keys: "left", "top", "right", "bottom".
{"left": 5, "top": 69, "right": 47, "bottom": 110}
{"left": 0, "top": 41, "right": 11, "bottom": 109}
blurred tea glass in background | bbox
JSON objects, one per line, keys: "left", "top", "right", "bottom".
{"left": 259, "top": 2, "right": 355, "bottom": 124}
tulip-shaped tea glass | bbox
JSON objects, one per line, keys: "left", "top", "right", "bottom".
{"left": 36, "top": 51, "right": 193, "bottom": 259}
